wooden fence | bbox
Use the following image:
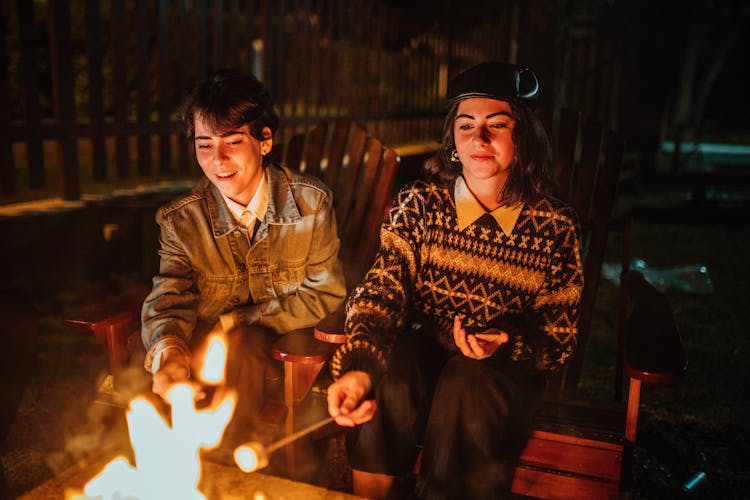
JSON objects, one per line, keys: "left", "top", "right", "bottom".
{"left": 0, "top": 0, "right": 624, "bottom": 204}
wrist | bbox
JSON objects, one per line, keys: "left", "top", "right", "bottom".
{"left": 147, "top": 336, "right": 191, "bottom": 374}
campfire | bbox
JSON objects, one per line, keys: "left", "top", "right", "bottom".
{"left": 67, "top": 334, "right": 237, "bottom": 500}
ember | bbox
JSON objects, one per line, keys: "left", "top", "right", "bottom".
{"left": 67, "top": 334, "right": 236, "bottom": 500}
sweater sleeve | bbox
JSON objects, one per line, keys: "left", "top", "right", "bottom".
{"left": 508, "top": 204, "right": 583, "bottom": 373}
{"left": 330, "top": 182, "right": 429, "bottom": 383}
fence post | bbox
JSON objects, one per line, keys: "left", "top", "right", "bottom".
{"left": 19, "top": 0, "right": 45, "bottom": 191}
{"left": 0, "top": 4, "right": 13, "bottom": 193}
{"left": 85, "top": 0, "right": 107, "bottom": 181}
{"left": 49, "top": 0, "right": 79, "bottom": 200}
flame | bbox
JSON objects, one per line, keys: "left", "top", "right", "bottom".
{"left": 68, "top": 336, "right": 236, "bottom": 500}
{"left": 200, "top": 333, "right": 227, "bottom": 384}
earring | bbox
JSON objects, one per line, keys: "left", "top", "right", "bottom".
{"left": 450, "top": 148, "right": 460, "bottom": 164}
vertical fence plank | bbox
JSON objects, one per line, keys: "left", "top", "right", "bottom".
{"left": 321, "top": 0, "right": 333, "bottom": 121}
{"left": 214, "top": 0, "right": 225, "bottom": 71}
{"left": 49, "top": 0, "right": 78, "bottom": 200}
{"left": 0, "top": 3, "right": 13, "bottom": 193}
{"left": 176, "top": 0, "right": 190, "bottom": 171}
{"left": 158, "top": 0, "right": 172, "bottom": 172}
{"left": 266, "top": 0, "right": 284, "bottom": 136}
{"left": 84, "top": 0, "right": 107, "bottom": 181}
{"left": 135, "top": 1, "right": 152, "bottom": 177}
{"left": 196, "top": 0, "right": 208, "bottom": 79}
{"left": 246, "top": 0, "right": 259, "bottom": 77}
{"left": 18, "top": 1, "right": 44, "bottom": 189}
{"left": 302, "top": 0, "right": 312, "bottom": 125}
{"left": 111, "top": 0, "right": 130, "bottom": 179}
{"left": 228, "top": 0, "right": 240, "bottom": 70}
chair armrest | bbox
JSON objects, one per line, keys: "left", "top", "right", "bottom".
{"left": 621, "top": 270, "right": 687, "bottom": 384}
{"left": 271, "top": 329, "right": 338, "bottom": 364}
{"left": 313, "top": 303, "right": 347, "bottom": 344}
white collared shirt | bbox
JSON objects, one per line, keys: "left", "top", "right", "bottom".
{"left": 220, "top": 171, "right": 269, "bottom": 228}
{"left": 454, "top": 175, "right": 523, "bottom": 236}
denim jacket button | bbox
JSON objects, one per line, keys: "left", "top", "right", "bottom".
{"left": 233, "top": 230, "right": 242, "bottom": 237}
{"left": 230, "top": 297, "right": 240, "bottom": 304}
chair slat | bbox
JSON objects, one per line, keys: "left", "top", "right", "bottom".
{"left": 552, "top": 108, "right": 581, "bottom": 203}
{"left": 324, "top": 118, "right": 351, "bottom": 189}
{"left": 285, "top": 133, "right": 306, "bottom": 171}
{"left": 304, "top": 122, "right": 329, "bottom": 177}
{"left": 572, "top": 118, "right": 605, "bottom": 226}
{"left": 334, "top": 122, "right": 367, "bottom": 229}
{"left": 341, "top": 137, "right": 383, "bottom": 269}
{"left": 357, "top": 148, "right": 398, "bottom": 279}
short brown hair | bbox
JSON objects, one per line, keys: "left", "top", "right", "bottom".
{"left": 179, "top": 69, "right": 279, "bottom": 142}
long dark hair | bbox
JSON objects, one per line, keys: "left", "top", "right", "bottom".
{"left": 422, "top": 99, "right": 554, "bottom": 205}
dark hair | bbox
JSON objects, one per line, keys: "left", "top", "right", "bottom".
{"left": 179, "top": 69, "right": 279, "bottom": 143}
{"left": 422, "top": 96, "right": 553, "bottom": 205}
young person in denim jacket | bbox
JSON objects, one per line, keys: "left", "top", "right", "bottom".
{"left": 141, "top": 69, "right": 346, "bottom": 447}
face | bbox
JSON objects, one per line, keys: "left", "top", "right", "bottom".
{"left": 453, "top": 97, "right": 516, "bottom": 187}
{"left": 194, "top": 115, "right": 272, "bottom": 206}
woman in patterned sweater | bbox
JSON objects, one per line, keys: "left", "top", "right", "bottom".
{"left": 326, "top": 62, "right": 583, "bottom": 499}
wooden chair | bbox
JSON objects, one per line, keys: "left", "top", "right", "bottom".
{"left": 269, "top": 118, "right": 400, "bottom": 465}
{"left": 285, "top": 109, "right": 687, "bottom": 497}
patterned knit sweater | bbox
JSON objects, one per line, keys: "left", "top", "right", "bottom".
{"left": 331, "top": 179, "right": 583, "bottom": 383}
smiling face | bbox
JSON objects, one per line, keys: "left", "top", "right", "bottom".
{"left": 453, "top": 97, "right": 516, "bottom": 190}
{"left": 194, "top": 114, "right": 272, "bottom": 206}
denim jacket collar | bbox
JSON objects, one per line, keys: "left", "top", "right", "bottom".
{"left": 204, "top": 164, "right": 303, "bottom": 238}
{"left": 265, "top": 164, "right": 303, "bottom": 225}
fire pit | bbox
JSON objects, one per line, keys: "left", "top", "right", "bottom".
{"left": 17, "top": 333, "right": 362, "bottom": 500}
{"left": 20, "top": 458, "right": 363, "bottom": 499}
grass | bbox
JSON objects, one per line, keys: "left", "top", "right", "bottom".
{"left": 581, "top": 206, "right": 750, "bottom": 499}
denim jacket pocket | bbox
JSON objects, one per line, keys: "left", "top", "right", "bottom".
{"left": 196, "top": 272, "right": 246, "bottom": 320}
{"left": 271, "top": 259, "right": 306, "bottom": 297}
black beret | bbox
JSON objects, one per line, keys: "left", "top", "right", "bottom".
{"left": 446, "top": 61, "right": 540, "bottom": 106}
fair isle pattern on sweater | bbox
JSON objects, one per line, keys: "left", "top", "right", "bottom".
{"left": 331, "top": 180, "right": 583, "bottom": 381}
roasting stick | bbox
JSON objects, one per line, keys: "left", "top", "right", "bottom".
{"left": 234, "top": 415, "right": 336, "bottom": 472}
{"left": 266, "top": 415, "right": 335, "bottom": 454}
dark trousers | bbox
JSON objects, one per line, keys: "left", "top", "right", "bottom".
{"left": 346, "top": 333, "right": 544, "bottom": 500}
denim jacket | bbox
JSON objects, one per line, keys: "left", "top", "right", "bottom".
{"left": 141, "top": 164, "right": 346, "bottom": 368}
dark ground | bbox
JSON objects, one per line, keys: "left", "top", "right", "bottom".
{"left": 1, "top": 176, "right": 748, "bottom": 499}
